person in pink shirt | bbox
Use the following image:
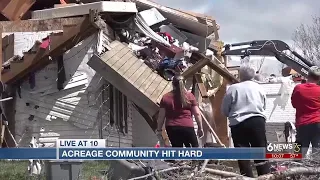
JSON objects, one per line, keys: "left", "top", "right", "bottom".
{"left": 156, "top": 75, "right": 203, "bottom": 147}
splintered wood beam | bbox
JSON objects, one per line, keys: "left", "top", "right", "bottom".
{"left": 0, "top": 17, "right": 84, "bottom": 32}
{"left": 207, "top": 60, "right": 239, "bottom": 84}
{"left": 194, "top": 73, "right": 208, "bottom": 98}
{"left": 0, "top": 0, "right": 36, "bottom": 21}
{"left": 182, "top": 58, "right": 209, "bottom": 79}
{"left": 2, "top": 34, "right": 14, "bottom": 63}
{"left": 2, "top": 12, "right": 113, "bottom": 84}
{"left": 187, "top": 53, "right": 239, "bottom": 84}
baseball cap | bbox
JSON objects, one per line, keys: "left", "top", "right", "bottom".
{"left": 308, "top": 66, "right": 320, "bottom": 77}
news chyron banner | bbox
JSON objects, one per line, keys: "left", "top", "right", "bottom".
{"left": 265, "top": 142, "right": 302, "bottom": 159}
{"left": 57, "top": 139, "right": 263, "bottom": 160}
{"left": 0, "top": 139, "right": 303, "bottom": 160}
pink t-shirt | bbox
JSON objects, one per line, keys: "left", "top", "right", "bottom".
{"left": 160, "top": 91, "right": 197, "bottom": 127}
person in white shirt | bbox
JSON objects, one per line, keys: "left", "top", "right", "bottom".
{"left": 221, "top": 66, "right": 270, "bottom": 177}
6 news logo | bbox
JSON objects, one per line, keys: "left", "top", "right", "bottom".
{"left": 267, "top": 142, "right": 301, "bottom": 153}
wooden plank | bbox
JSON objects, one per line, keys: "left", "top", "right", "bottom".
{"left": 182, "top": 58, "right": 209, "bottom": 79}
{"left": 0, "top": 17, "right": 84, "bottom": 33}
{"left": 2, "top": 34, "right": 14, "bottom": 62}
{"left": 0, "top": 125, "right": 4, "bottom": 147}
{"left": 122, "top": 60, "right": 143, "bottom": 79}
{"left": 111, "top": 51, "right": 134, "bottom": 71}
{"left": 144, "top": 75, "right": 163, "bottom": 99}
{"left": 2, "top": 14, "right": 109, "bottom": 84}
{"left": 1, "top": 0, "right": 36, "bottom": 21}
{"left": 139, "top": 72, "right": 158, "bottom": 94}
{"left": 100, "top": 42, "right": 126, "bottom": 63}
{"left": 191, "top": 53, "right": 239, "bottom": 84}
{"left": 194, "top": 73, "right": 208, "bottom": 98}
{"left": 207, "top": 60, "right": 239, "bottom": 84}
{"left": 107, "top": 48, "right": 131, "bottom": 67}
{"left": 88, "top": 54, "right": 159, "bottom": 116}
{"left": 128, "top": 64, "right": 148, "bottom": 83}
{"left": 156, "top": 83, "right": 173, "bottom": 104}
{"left": 117, "top": 56, "right": 137, "bottom": 75}
{"left": 133, "top": 68, "right": 153, "bottom": 88}
{"left": 150, "top": 80, "right": 169, "bottom": 102}
{"left": 109, "top": 41, "right": 122, "bottom": 48}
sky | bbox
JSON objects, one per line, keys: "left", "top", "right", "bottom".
{"left": 155, "top": 0, "right": 320, "bottom": 74}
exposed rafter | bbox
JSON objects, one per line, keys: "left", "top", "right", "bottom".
{"left": 0, "top": 17, "right": 83, "bottom": 32}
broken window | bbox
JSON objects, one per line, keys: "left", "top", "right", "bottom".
{"left": 108, "top": 84, "right": 128, "bottom": 135}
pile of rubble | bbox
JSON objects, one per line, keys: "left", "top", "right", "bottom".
{"left": 122, "top": 8, "right": 203, "bottom": 80}
{"left": 113, "top": 7, "right": 218, "bottom": 81}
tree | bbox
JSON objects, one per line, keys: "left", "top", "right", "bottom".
{"left": 293, "top": 16, "right": 320, "bottom": 66}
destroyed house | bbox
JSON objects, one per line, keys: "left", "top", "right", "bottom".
{"left": 0, "top": 0, "right": 238, "bottom": 148}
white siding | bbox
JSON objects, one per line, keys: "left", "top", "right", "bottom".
{"left": 13, "top": 32, "right": 133, "bottom": 147}
{"left": 132, "top": 108, "right": 158, "bottom": 147}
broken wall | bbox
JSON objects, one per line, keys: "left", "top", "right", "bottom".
{"left": 7, "top": 31, "right": 134, "bottom": 147}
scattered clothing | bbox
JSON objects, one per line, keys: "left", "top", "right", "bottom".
{"left": 157, "top": 32, "right": 174, "bottom": 44}
{"left": 157, "top": 58, "right": 188, "bottom": 80}
{"left": 39, "top": 38, "right": 50, "bottom": 49}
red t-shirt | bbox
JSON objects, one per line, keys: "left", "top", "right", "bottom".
{"left": 291, "top": 83, "right": 320, "bottom": 126}
{"left": 160, "top": 91, "right": 198, "bottom": 127}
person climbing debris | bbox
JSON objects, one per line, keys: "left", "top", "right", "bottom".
{"left": 221, "top": 66, "right": 271, "bottom": 177}
{"left": 291, "top": 66, "right": 320, "bottom": 157}
{"left": 156, "top": 75, "right": 204, "bottom": 147}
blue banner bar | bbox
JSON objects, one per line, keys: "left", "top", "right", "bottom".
{"left": 59, "top": 148, "right": 266, "bottom": 160}
{"left": 0, "top": 148, "right": 56, "bottom": 159}
{"left": 0, "top": 148, "right": 266, "bottom": 160}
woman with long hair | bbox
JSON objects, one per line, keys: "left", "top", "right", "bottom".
{"left": 156, "top": 75, "right": 204, "bottom": 147}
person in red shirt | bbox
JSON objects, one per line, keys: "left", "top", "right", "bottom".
{"left": 156, "top": 75, "right": 204, "bottom": 147}
{"left": 291, "top": 66, "right": 320, "bottom": 156}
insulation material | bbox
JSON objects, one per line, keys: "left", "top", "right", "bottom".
{"left": 2, "top": 31, "right": 60, "bottom": 57}
{"left": 32, "top": 1, "right": 138, "bottom": 20}
{"left": 135, "top": 15, "right": 171, "bottom": 46}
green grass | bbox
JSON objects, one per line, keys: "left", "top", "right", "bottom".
{"left": 0, "top": 160, "right": 109, "bottom": 180}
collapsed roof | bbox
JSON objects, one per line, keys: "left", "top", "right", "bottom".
{"left": 0, "top": 1, "right": 236, "bottom": 146}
